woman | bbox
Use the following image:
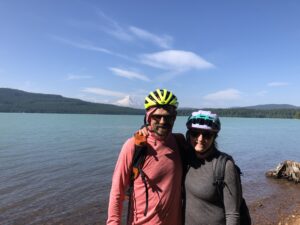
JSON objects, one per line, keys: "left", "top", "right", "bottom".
{"left": 184, "top": 110, "right": 241, "bottom": 225}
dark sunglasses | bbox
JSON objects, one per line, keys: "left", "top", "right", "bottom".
{"left": 151, "top": 114, "right": 176, "bottom": 122}
{"left": 189, "top": 130, "right": 215, "bottom": 139}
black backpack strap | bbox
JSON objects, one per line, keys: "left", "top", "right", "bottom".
{"left": 213, "top": 152, "right": 232, "bottom": 197}
{"left": 173, "top": 133, "right": 187, "bottom": 168}
{"left": 126, "top": 136, "right": 148, "bottom": 224}
{"left": 173, "top": 133, "right": 187, "bottom": 225}
{"left": 213, "top": 152, "right": 252, "bottom": 225}
{"left": 126, "top": 144, "right": 147, "bottom": 197}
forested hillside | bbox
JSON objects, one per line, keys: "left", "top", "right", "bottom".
{"left": 179, "top": 107, "right": 300, "bottom": 119}
{"left": 0, "top": 88, "right": 144, "bottom": 115}
{"left": 1, "top": 88, "right": 300, "bottom": 118}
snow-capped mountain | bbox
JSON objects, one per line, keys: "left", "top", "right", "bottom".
{"left": 114, "top": 95, "right": 144, "bottom": 109}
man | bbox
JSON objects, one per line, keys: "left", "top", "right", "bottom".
{"left": 107, "top": 89, "right": 183, "bottom": 225}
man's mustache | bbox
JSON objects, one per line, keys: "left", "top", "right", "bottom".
{"left": 157, "top": 124, "right": 172, "bottom": 129}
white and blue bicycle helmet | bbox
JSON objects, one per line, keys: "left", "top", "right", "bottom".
{"left": 186, "top": 110, "right": 221, "bottom": 132}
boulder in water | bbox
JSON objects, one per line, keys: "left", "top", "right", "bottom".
{"left": 266, "top": 160, "right": 300, "bottom": 183}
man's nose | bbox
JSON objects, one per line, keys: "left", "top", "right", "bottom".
{"left": 159, "top": 116, "right": 167, "bottom": 123}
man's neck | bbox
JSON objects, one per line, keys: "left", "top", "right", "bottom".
{"left": 150, "top": 130, "right": 171, "bottom": 141}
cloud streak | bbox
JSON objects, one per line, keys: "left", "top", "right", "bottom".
{"left": 52, "top": 36, "right": 112, "bottom": 54}
{"left": 109, "top": 67, "right": 150, "bottom": 82}
{"left": 129, "top": 26, "right": 173, "bottom": 49}
{"left": 140, "top": 50, "right": 214, "bottom": 72}
{"left": 67, "top": 74, "right": 93, "bottom": 80}
{"left": 203, "top": 89, "right": 241, "bottom": 101}
{"left": 51, "top": 35, "right": 135, "bottom": 62}
{"left": 267, "top": 82, "right": 289, "bottom": 87}
{"left": 97, "top": 11, "right": 173, "bottom": 48}
{"left": 97, "top": 10, "right": 133, "bottom": 41}
{"left": 256, "top": 90, "right": 268, "bottom": 96}
{"left": 82, "top": 87, "right": 126, "bottom": 97}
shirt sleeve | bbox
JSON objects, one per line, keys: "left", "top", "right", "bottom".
{"left": 223, "top": 160, "right": 241, "bottom": 225}
{"left": 106, "top": 138, "right": 135, "bottom": 225}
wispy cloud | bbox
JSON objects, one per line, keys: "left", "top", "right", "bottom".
{"left": 109, "top": 67, "right": 150, "bottom": 82}
{"left": 52, "top": 35, "right": 112, "bottom": 54}
{"left": 82, "top": 87, "right": 126, "bottom": 97}
{"left": 203, "top": 89, "right": 242, "bottom": 101}
{"left": 155, "top": 70, "right": 183, "bottom": 82}
{"left": 67, "top": 74, "right": 93, "bottom": 80}
{"left": 97, "top": 11, "right": 173, "bottom": 49}
{"left": 140, "top": 50, "right": 214, "bottom": 72}
{"left": 256, "top": 90, "right": 268, "bottom": 96}
{"left": 51, "top": 35, "right": 135, "bottom": 62}
{"left": 129, "top": 26, "right": 173, "bottom": 49}
{"left": 267, "top": 82, "right": 289, "bottom": 87}
{"left": 97, "top": 11, "right": 133, "bottom": 41}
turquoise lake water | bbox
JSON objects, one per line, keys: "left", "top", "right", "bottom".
{"left": 0, "top": 113, "right": 300, "bottom": 224}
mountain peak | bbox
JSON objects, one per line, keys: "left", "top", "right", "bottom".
{"left": 114, "top": 95, "right": 144, "bottom": 109}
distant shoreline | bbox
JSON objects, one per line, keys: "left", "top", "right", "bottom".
{"left": 0, "top": 111, "right": 300, "bottom": 120}
{"left": 1, "top": 88, "right": 300, "bottom": 119}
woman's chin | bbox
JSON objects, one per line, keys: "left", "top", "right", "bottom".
{"left": 194, "top": 146, "right": 209, "bottom": 154}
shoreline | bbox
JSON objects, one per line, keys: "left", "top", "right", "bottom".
{"left": 248, "top": 179, "right": 300, "bottom": 225}
{"left": 250, "top": 197, "right": 300, "bottom": 225}
{"left": 281, "top": 213, "right": 300, "bottom": 225}
{"left": 250, "top": 200, "right": 300, "bottom": 225}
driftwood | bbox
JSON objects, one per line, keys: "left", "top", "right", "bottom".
{"left": 265, "top": 160, "right": 300, "bottom": 183}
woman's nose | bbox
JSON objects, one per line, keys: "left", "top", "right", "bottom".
{"left": 197, "top": 134, "right": 203, "bottom": 141}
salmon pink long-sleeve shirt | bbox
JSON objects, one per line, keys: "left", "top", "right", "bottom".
{"left": 107, "top": 132, "right": 183, "bottom": 225}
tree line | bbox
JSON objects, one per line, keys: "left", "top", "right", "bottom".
{"left": 178, "top": 108, "right": 300, "bottom": 119}
{"left": 1, "top": 88, "right": 300, "bottom": 118}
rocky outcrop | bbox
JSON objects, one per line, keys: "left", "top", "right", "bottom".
{"left": 266, "top": 160, "right": 300, "bottom": 183}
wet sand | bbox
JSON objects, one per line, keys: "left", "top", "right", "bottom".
{"left": 281, "top": 214, "right": 300, "bottom": 225}
{"left": 249, "top": 178, "right": 300, "bottom": 225}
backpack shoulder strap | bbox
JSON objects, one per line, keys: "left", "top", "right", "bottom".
{"left": 173, "top": 133, "right": 187, "bottom": 225}
{"left": 213, "top": 152, "right": 232, "bottom": 195}
{"left": 130, "top": 133, "right": 147, "bottom": 179}
{"left": 173, "top": 133, "right": 188, "bottom": 170}
{"left": 126, "top": 133, "right": 148, "bottom": 222}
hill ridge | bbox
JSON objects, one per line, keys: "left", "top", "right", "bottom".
{"left": 0, "top": 88, "right": 300, "bottom": 118}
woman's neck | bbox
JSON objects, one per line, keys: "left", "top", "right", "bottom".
{"left": 195, "top": 147, "right": 216, "bottom": 160}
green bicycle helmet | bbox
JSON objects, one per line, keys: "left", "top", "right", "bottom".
{"left": 144, "top": 89, "right": 178, "bottom": 110}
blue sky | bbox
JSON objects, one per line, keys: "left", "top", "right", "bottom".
{"left": 1, "top": 0, "right": 300, "bottom": 108}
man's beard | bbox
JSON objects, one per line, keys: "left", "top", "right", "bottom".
{"left": 153, "top": 124, "right": 172, "bottom": 137}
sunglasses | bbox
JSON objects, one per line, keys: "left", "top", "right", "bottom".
{"left": 189, "top": 130, "right": 215, "bottom": 139}
{"left": 151, "top": 114, "right": 176, "bottom": 122}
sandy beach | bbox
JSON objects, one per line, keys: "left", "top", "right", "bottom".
{"left": 249, "top": 178, "right": 300, "bottom": 225}
{"left": 250, "top": 198, "right": 300, "bottom": 225}
{"left": 281, "top": 214, "right": 300, "bottom": 225}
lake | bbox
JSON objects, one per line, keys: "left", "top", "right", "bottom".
{"left": 1, "top": 113, "right": 300, "bottom": 224}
